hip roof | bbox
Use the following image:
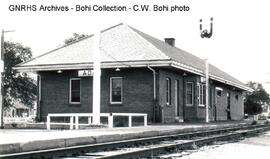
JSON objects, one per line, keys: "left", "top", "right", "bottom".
{"left": 14, "top": 23, "right": 251, "bottom": 91}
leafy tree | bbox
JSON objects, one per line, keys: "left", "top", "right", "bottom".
{"left": 64, "top": 33, "right": 89, "bottom": 45}
{"left": 3, "top": 41, "right": 37, "bottom": 108}
{"left": 244, "top": 81, "right": 270, "bottom": 115}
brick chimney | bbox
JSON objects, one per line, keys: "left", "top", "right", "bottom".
{"left": 164, "top": 38, "right": 175, "bottom": 47}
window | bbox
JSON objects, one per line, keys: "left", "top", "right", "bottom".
{"left": 199, "top": 84, "right": 206, "bottom": 106}
{"left": 216, "top": 87, "right": 223, "bottom": 97}
{"left": 70, "top": 78, "right": 81, "bottom": 104}
{"left": 175, "top": 80, "right": 180, "bottom": 116}
{"left": 186, "top": 82, "right": 194, "bottom": 106}
{"left": 166, "top": 78, "right": 171, "bottom": 105}
{"left": 110, "top": 77, "right": 123, "bottom": 104}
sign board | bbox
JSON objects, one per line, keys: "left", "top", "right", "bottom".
{"left": 78, "top": 70, "right": 94, "bottom": 77}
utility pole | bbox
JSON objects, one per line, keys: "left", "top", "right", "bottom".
{"left": 0, "top": 30, "right": 4, "bottom": 129}
{"left": 0, "top": 29, "right": 15, "bottom": 129}
{"left": 92, "top": 29, "right": 101, "bottom": 125}
{"left": 200, "top": 17, "right": 213, "bottom": 123}
{"left": 205, "top": 59, "right": 209, "bottom": 123}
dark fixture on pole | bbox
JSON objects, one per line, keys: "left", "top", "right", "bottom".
{"left": 200, "top": 17, "right": 213, "bottom": 38}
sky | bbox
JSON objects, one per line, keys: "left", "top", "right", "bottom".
{"left": 1, "top": 0, "right": 270, "bottom": 92}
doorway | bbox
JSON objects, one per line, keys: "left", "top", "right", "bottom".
{"left": 215, "top": 87, "right": 223, "bottom": 121}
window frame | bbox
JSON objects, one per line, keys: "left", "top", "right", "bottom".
{"left": 186, "top": 82, "right": 194, "bottom": 106}
{"left": 110, "top": 77, "right": 123, "bottom": 104}
{"left": 175, "top": 79, "right": 179, "bottom": 116}
{"left": 198, "top": 83, "right": 206, "bottom": 107}
{"left": 69, "top": 78, "right": 81, "bottom": 104}
{"left": 166, "top": 78, "right": 171, "bottom": 106}
{"left": 216, "top": 87, "right": 223, "bottom": 97}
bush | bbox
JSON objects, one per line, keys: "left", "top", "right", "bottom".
{"left": 11, "top": 123, "right": 17, "bottom": 128}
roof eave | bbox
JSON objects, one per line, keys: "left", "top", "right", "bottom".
{"left": 171, "top": 61, "right": 251, "bottom": 92}
{"left": 13, "top": 60, "right": 172, "bottom": 72}
{"left": 14, "top": 59, "right": 252, "bottom": 92}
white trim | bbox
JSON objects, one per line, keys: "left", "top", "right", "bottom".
{"left": 198, "top": 83, "right": 206, "bottom": 107}
{"left": 110, "top": 77, "right": 123, "bottom": 104}
{"left": 166, "top": 78, "right": 171, "bottom": 106}
{"left": 175, "top": 80, "right": 179, "bottom": 116}
{"left": 216, "top": 87, "right": 223, "bottom": 91}
{"left": 14, "top": 60, "right": 171, "bottom": 72}
{"left": 69, "top": 78, "right": 81, "bottom": 104}
{"left": 14, "top": 59, "right": 252, "bottom": 92}
{"left": 186, "top": 82, "right": 194, "bottom": 106}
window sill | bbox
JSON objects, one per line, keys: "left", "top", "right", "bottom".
{"left": 186, "top": 104, "right": 194, "bottom": 107}
{"left": 109, "top": 103, "right": 123, "bottom": 106}
{"left": 198, "top": 105, "right": 206, "bottom": 108}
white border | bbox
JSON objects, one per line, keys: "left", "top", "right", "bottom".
{"left": 186, "top": 82, "right": 194, "bottom": 106}
{"left": 110, "top": 77, "right": 123, "bottom": 104}
{"left": 69, "top": 78, "right": 81, "bottom": 104}
{"left": 198, "top": 83, "right": 206, "bottom": 107}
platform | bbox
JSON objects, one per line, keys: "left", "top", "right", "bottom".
{"left": 0, "top": 121, "right": 253, "bottom": 155}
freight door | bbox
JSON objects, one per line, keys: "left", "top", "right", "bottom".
{"left": 215, "top": 87, "right": 223, "bottom": 121}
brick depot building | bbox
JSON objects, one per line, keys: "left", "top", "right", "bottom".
{"left": 15, "top": 24, "right": 251, "bottom": 123}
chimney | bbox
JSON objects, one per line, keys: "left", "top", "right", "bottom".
{"left": 164, "top": 38, "right": 175, "bottom": 47}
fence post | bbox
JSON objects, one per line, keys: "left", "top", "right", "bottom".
{"left": 144, "top": 115, "right": 147, "bottom": 126}
{"left": 108, "top": 113, "right": 113, "bottom": 128}
{"left": 88, "top": 116, "right": 91, "bottom": 125}
{"left": 128, "top": 115, "right": 132, "bottom": 127}
{"left": 75, "top": 116, "right": 79, "bottom": 129}
{"left": 70, "top": 116, "right": 74, "bottom": 130}
{"left": 46, "top": 115, "right": 50, "bottom": 130}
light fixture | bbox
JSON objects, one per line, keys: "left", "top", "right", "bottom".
{"left": 57, "top": 70, "right": 62, "bottom": 73}
{"left": 183, "top": 72, "right": 187, "bottom": 76}
{"left": 115, "top": 68, "right": 120, "bottom": 72}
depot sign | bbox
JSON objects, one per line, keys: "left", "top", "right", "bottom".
{"left": 78, "top": 70, "right": 94, "bottom": 77}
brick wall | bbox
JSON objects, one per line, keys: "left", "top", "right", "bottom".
{"left": 183, "top": 75, "right": 199, "bottom": 122}
{"left": 158, "top": 69, "right": 184, "bottom": 123}
{"left": 38, "top": 68, "right": 245, "bottom": 123}
{"left": 39, "top": 68, "right": 154, "bottom": 121}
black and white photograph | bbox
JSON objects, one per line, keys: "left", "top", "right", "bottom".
{"left": 1, "top": 0, "right": 270, "bottom": 158}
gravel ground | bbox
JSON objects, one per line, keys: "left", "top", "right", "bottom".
{"left": 161, "top": 131, "right": 270, "bottom": 159}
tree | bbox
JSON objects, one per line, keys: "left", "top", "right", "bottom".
{"left": 3, "top": 41, "right": 37, "bottom": 108}
{"left": 64, "top": 33, "right": 89, "bottom": 45}
{"left": 244, "top": 81, "right": 270, "bottom": 115}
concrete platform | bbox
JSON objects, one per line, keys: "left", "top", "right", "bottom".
{"left": 0, "top": 121, "right": 253, "bottom": 155}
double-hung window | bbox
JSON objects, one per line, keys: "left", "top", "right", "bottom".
{"left": 70, "top": 78, "right": 81, "bottom": 104}
{"left": 186, "top": 82, "right": 194, "bottom": 106}
{"left": 166, "top": 78, "right": 171, "bottom": 105}
{"left": 110, "top": 77, "right": 123, "bottom": 104}
{"left": 199, "top": 83, "right": 206, "bottom": 106}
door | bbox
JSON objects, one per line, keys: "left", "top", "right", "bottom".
{"left": 215, "top": 87, "right": 223, "bottom": 121}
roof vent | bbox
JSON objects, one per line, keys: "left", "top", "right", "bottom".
{"left": 164, "top": 38, "right": 175, "bottom": 47}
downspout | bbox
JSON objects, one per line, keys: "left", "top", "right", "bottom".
{"left": 147, "top": 65, "right": 157, "bottom": 123}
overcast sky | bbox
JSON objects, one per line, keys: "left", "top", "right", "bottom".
{"left": 1, "top": 0, "right": 270, "bottom": 92}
